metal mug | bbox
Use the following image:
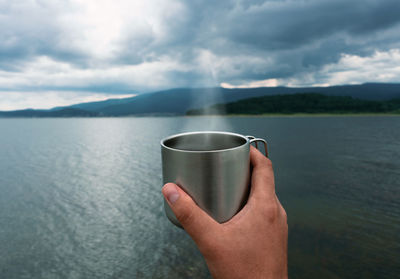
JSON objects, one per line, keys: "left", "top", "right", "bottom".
{"left": 161, "top": 131, "right": 268, "bottom": 228}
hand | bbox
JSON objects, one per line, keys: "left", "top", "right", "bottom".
{"left": 162, "top": 146, "right": 288, "bottom": 279}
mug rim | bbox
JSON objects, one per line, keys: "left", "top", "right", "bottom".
{"left": 160, "top": 131, "right": 250, "bottom": 153}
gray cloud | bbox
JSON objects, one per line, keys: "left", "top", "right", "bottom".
{"left": 224, "top": 0, "right": 400, "bottom": 49}
{"left": 0, "top": 1, "right": 87, "bottom": 70}
{"left": 1, "top": 0, "right": 400, "bottom": 109}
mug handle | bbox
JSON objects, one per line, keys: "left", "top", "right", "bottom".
{"left": 246, "top": 136, "right": 268, "bottom": 157}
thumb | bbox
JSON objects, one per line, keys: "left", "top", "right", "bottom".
{"left": 162, "top": 183, "right": 218, "bottom": 243}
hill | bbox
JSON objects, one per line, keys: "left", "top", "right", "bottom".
{"left": 51, "top": 96, "right": 138, "bottom": 112}
{"left": 0, "top": 83, "right": 399, "bottom": 117}
{"left": 0, "top": 108, "right": 99, "bottom": 117}
{"left": 71, "top": 83, "right": 400, "bottom": 116}
{"left": 186, "top": 93, "right": 400, "bottom": 115}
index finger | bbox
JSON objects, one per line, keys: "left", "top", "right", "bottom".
{"left": 249, "top": 146, "right": 276, "bottom": 200}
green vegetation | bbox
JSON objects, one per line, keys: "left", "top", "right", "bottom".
{"left": 187, "top": 93, "right": 400, "bottom": 115}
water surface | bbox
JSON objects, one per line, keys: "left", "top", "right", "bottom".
{"left": 0, "top": 116, "right": 399, "bottom": 278}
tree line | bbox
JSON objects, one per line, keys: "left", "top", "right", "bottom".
{"left": 187, "top": 93, "right": 400, "bottom": 115}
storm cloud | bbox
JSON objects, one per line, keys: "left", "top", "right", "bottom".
{"left": 1, "top": 0, "right": 400, "bottom": 109}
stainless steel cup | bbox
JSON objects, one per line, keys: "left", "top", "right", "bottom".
{"left": 161, "top": 131, "right": 268, "bottom": 227}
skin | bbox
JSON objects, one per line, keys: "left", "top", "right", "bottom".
{"left": 162, "top": 146, "right": 288, "bottom": 279}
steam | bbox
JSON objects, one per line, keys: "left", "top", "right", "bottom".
{"left": 166, "top": 49, "right": 239, "bottom": 153}
{"left": 181, "top": 49, "right": 233, "bottom": 133}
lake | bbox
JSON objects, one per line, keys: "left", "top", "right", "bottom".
{"left": 0, "top": 116, "right": 399, "bottom": 278}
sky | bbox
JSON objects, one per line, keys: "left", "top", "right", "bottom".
{"left": 1, "top": 0, "right": 400, "bottom": 110}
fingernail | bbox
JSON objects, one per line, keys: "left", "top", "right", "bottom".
{"left": 163, "top": 184, "right": 180, "bottom": 204}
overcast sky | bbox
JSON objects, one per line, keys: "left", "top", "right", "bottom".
{"left": 1, "top": 0, "right": 400, "bottom": 110}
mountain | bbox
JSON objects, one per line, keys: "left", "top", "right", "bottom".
{"left": 0, "top": 108, "right": 99, "bottom": 117}
{"left": 187, "top": 93, "right": 400, "bottom": 115}
{"left": 87, "top": 83, "right": 400, "bottom": 116}
{"left": 0, "top": 83, "right": 400, "bottom": 117}
{"left": 50, "top": 96, "right": 137, "bottom": 111}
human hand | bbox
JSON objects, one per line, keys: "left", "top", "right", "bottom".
{"left": 162, "top": 146, "right": 288, "bottom": 279}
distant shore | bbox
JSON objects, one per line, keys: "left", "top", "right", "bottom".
{"left": 184, "top": 112, "right": 400, "bottom": 117}
{"left": 1, "top": 112, "right": 400, "bottom": 119}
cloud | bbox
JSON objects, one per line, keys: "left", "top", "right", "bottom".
{"left": 0, "top": 0, "right": 400, "bottom": 109}
{"left": 223, "top": 0, "right": 400, "bottom": 50}
{"left": 221, "top": 79, "right": 278, "bottom": 89}
{"left": 0, "top": 55, "right": 188, "bottom": 92}
{"left": 312, "top": 49, "right": 400, "bottom": 86}
{"left": 222, "top": 49, "right": 400, "bottom": 88}
{"left": 0, "top": 91, "right": 136, "bottom": 111}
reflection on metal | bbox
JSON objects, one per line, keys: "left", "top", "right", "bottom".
{"left": 249, "top": 138, "right": 268, "bottom": 157}
{"left": 161, "top": 131, "right": 268, "bottom": 227}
